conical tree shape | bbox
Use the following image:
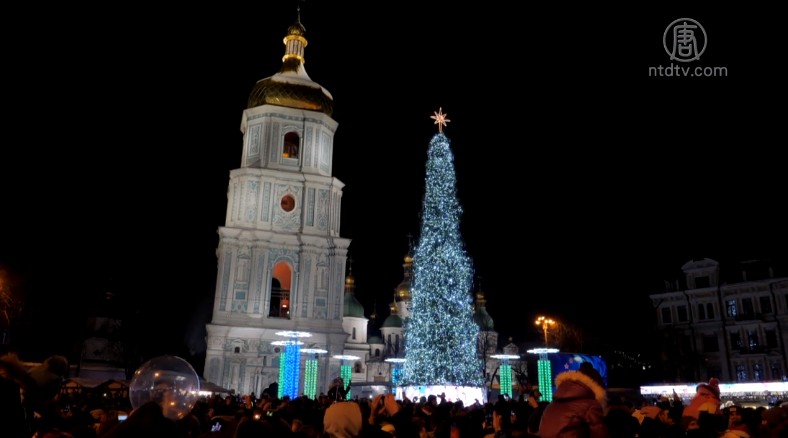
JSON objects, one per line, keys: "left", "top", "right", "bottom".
{"left": 402, "top": 131, "right": 484, "bottom": 388}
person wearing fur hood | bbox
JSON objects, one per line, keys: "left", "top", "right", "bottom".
{"left": 537, "top": 363, "right": 609, "bottom": 438}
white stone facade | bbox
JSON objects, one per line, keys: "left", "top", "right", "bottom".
{"left": 650, "top": 258, "right": 788, "bottom": 382}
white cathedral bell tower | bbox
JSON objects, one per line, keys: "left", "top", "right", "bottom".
{"left": 204, "top": 11, "right": 351, "bottom": 396}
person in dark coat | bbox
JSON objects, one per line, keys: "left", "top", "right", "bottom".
{"left": 538, "top": 363, "right": 609, "bottom": 438}
{"left": 327, "top": 377, "right": 351, "bottom": 402}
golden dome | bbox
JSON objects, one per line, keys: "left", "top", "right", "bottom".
{"left": 287, "top": 21, "right": 306, "bottom": 37}
{"left": 395, "top": 246, "right": 413, "bottom": 301}
{"left": 345, "top": 275, "right": 355, "bottom": 286}
{"left": 247, "top": 75, "right": 334, "bottom": 115}
{"left": 247, "top": 17, "right": 333, "bottom": 116}
{"left": 395, "top": 280, "right": 411, "bottom": 301}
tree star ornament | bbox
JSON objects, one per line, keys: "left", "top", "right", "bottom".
{"left": 431, "top": 108, "right": 450, "bottom": 133}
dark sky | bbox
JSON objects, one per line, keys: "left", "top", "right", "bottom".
{"left": 1, "top": 4, "right": 786, "bottom": 361}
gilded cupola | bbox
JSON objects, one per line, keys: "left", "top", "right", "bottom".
{"left": 247, "top": 10, "right": 334, "bottom": 115}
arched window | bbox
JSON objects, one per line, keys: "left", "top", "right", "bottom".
{"left": 352, "top": 327, "right": 356, "bottom": 340}
{"left": 269, "top": 262, "right": 292, "bottom": 319}
{"left": 283, "top": 132, "right": 299, "bottom": 158}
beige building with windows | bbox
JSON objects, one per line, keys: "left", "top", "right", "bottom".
{"left": 650, "top": 258, "right": 788, "bottom": 382}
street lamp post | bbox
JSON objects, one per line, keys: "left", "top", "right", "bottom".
{"left": 535, "top": 316, "right": 556, "bottom": 347}
{"left": 529, "top": 316, "right": 558, "bottom": 402}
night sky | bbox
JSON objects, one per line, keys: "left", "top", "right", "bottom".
{"left": 1, "top": 4, "right": 785, "bottom": 363}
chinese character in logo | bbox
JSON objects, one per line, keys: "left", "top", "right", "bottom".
{"left": 663, "top": 18, "right": 707, "bottom": 62}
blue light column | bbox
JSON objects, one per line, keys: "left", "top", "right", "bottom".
{"left": 274, "top": 331, "right": 313, "bottom": 400}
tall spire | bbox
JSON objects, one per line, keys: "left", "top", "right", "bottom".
{"left": 395, "top": 235, "right": 414, "bottom": 302}
{"left": 473, "top": 276, "right": 494, "bottom": 331}
{"left": 282, "top": 8, "right": 308, "bottom": 66}
{"left": 343, "top": 258, "right": 364, "bottom": 318}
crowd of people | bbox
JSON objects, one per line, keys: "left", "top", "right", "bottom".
{"left": 3, "top": 346, "right": 788, "bottom": 438}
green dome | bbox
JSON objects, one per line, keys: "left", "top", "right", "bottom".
{"left": 382, "top": 313, "right": 403, "bottom": 328}
{"left": 474, "top": 307, "right": 494, "bottom": 330}
{"left": 344, "top": 295, "right": 365, "bottom": 318}
{"left": 368, "top": 335, "right": 384, "bottom": 345}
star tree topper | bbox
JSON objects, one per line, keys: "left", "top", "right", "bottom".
{"left": 431, "top": 107, "right": 450, "bottom": 133}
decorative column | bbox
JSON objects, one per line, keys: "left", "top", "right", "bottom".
{"left": 301, "top": 348, "right": 327, "bottom": 399}
{"left": 491, "top": 354, "right": 519, "bottom": 399}
{"left": 272, "top": 331, "right": 313, "bottom": 399}
{"left": 385, "top": 358, "right": 406, "bottom": 387}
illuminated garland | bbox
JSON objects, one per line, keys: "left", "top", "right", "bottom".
{"left": 340, "top": 364, "right": 352, "bottom": 400}
{"left": 499, "top": 364, "right": 512, "bottom": 398}
{"left": 281, "top": 342, "right": 301, "bottom": 399}
{"left": 277, "top": 356, "right": 286, "bottom": 399}
{"left": 304, "top": 358, "right": 318, "bottom": 399}
{"left": 538, "top": 359, "right": 553, "bottom": 402}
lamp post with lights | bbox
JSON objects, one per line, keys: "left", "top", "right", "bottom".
{"left": 535, "top": 316, "right": 556, "bottom": 347}
{"left": 528, "top": 316, "right": 559, "bottom": 402}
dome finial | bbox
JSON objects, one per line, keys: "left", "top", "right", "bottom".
{"left": 344, "top": 257, "right": 356, "bottom": 288}
{"left": 475, "top": 275, "right": 485, "bottom": 302}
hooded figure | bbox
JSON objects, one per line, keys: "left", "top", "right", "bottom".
{"left": 538, "top": 365, "right": 609, "bottom": 438}
{"left": 323, "top": 402, "right": 362, "bottom": 438}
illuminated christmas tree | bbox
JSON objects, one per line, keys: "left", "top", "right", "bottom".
{"left": 401, "top": 109, "right": 484, "bottom": 402}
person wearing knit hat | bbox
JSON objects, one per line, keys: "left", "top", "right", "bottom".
{"left": 682, "top": 378, "right": 721, "bottom": 420}
{"left": 324, "top": 402, "right": 363, "bottom": 438}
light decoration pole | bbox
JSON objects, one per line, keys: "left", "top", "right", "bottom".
{"left": 490, "top": 354, "right": 519, "bottom": 399}
{"left": 528, "top": 316, "right": 559, "bottom": 402}
{"left": 333, "top": 355, "right": 360, "bottom": 400}
{"left": 272, "top": 330, "right": 312, "bottom": 399}
{"left": 301, "top": 348, "right": 327, "bottom": 400}
{"left": 385, "top": 358, "right": 407, "bottom": 387}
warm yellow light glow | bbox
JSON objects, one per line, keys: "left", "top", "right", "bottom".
{"left": 535, "top": 316, "right": 557, "bottom": 347}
